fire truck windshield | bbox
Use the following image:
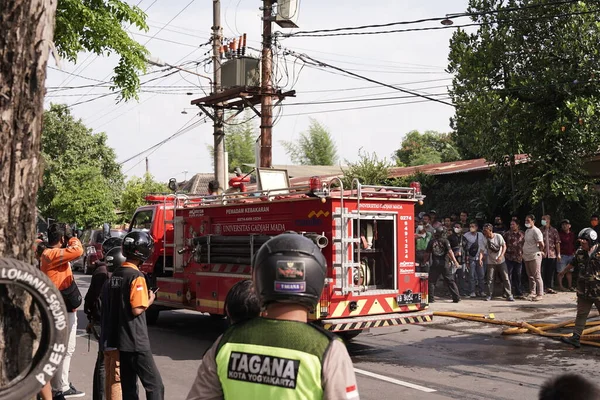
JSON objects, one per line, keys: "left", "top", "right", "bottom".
{"left": 130, "top": 210, "right": 153, "bottom": 232}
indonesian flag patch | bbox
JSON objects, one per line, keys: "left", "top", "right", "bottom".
{"left": 136, "top": 285, "right": 144, "bottom": 291}
{"left": 346, "top": 385, "right": 358, "bottom": 399}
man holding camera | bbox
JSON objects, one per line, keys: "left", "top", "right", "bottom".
{"left": 40, "top": 223, "right": 85, "bottom": 398}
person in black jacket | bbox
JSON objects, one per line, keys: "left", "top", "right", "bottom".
{"left": 84, "top": 240, "right": 124, "bottom": 400}
{"left": 107, "top": 232, "right": 164, "bottom": 400}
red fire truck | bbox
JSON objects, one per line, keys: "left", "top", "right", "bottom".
{"left": 131, "top": 175, "right": 431, "bottom": 339}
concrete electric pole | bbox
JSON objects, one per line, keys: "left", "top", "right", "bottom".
{"left": 213, "top": 0, "right": 226, "bottom": 187}
{"left": 259, "top": 0, "right": 274, "bottom": 168}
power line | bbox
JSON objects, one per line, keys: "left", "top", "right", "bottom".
{"left": 299, "top": 78, "right": 452, "bottom": 93}
{"left": 279, "top": 0, "right": 580, "bottom": 37}
{"left": 277, "top": 97, "right": 453, "bottom": 117}
{"left": 285, "top": 92, "right": 449, "bottom": 106}
{"left": 120, "top": 115, "right": 207, "bottom": 166}
{"left": 61, "top": 0, "right": 158, "bottom": 102}
{"left": 129, "top": 32, "right": 200, "bottom": 48}
{"left": 139, "top": 0, "right": 196, "bottom": 46}
{"left": 283, "top": 9, "right": 600, "bottom": 38}
{"left": 285, "top": 49, "right": 454, "bottom": 107}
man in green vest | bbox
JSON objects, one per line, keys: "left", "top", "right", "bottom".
{"left": 186, "top": 233, "right": 359, "bottom": 400}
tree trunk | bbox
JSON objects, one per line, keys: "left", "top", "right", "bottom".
{"left": 0, "top": 0, "right": 57, "bottom": 390}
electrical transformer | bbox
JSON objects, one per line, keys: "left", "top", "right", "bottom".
{"left": 221, "top": 57, "right": 260, "bottom": 89}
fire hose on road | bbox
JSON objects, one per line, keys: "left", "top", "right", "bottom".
{"left": 433, "top": 311, "right": 600, "bottom": 347}
{"left": 0, "top": 258, "right": 68, "bottom": 400}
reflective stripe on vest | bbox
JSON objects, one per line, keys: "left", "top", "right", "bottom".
{"left": 216, "top": 342, "right": 323, "bottom": 400}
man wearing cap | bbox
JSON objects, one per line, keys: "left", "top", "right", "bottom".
{"left": 557, "top": 219, "right": 576, "bottom": 292}
{"left": 186, "top": 233, "right": 359, "bottom": 400}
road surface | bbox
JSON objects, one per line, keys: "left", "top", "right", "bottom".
{"left": 67, "top": 272, "right": 599, "bottom": 399}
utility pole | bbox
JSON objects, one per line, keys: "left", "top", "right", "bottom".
{"left": 213, "top": 0, "right": 225, "bottom": 186}
{"left": 145, "top": 157, "right": 149, "bottom": 174}
{"left": 259, "top": 0, "right": 274, "bottom": 168}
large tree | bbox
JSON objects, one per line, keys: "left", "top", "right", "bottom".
{"left": 0, "top": 0, "right": 148, "bottom": 389}
{"left": 207, "top": 113, "right": 257, "bottom": 173}
{"left": 39, "top": 104, "right": 123, "bottom": 227}
{"left": 282, "top": 118, "right": 338, "bottom": 165}
{"left": 448, "top": 0, "right": 600, "bottom": 206}
{"left": 394, "top": 130, "right": 461, "bottom": 167}
{"left": 119, "top": 173, "right": 168, "bottom": 222}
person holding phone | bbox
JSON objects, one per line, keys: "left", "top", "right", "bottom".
{"left": 106, "top": 231, "right": 164, "bottom": 399}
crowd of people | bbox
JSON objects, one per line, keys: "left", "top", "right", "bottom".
{"left": 415, "top": 210, "right": 599, "bottom": 303}
{"left": 32, "top": 217, "right": 600, "bottom": 399}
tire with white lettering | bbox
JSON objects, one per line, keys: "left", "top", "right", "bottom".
{"left": 0, "top": 258, "right": 68, "bottom": 400}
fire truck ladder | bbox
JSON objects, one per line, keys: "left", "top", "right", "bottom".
{"left": 161, "top": 194, "right": 191, "bottom": 272}
{"left": 329, "top": 178, "right": 363, "bottom": 295}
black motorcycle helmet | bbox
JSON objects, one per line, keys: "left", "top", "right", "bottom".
{"left": 253, "top": 233, "right": 327, "bottom": 310}
{"left": 102, "top": 237, "right": 123, "bottom": 258}
{"left": 434, "top": 226, "right": 445, "bottom": 238}
{"left": 122, "top": 231, "right": 154, "bottom": 263}
{"left": 105, "top": 247, "right": 126, "bottom": 272}
{"left": 578, "top": 227, "right": 598, "bottom": 247}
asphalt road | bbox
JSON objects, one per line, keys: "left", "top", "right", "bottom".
{"left": 68, "top": 272, "right": 600, "bottom": 399}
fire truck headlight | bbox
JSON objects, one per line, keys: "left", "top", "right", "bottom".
{"left": 349, "top": 301, "right": 358, "bottom": 312}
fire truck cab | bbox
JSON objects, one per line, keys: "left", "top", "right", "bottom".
{"left": 133, "top": 174, "right": 432, "bottom": 338}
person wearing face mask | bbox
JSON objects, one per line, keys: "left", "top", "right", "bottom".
{"left": 464, "top": 222, "right": 486, "bottom": 298}
{"left": 540, "top": 215, "right": 561, "bottom": 295}
{"left": 503, "top": 220, "right": 525, "bottom": 298}
{"left": 419, "top": 213, "right": 436, "bottom": 234}
{"left": 523, "top": 215, "right": 545, "bottom": 301}
{"left": 561, "top": 228, "right": 600, "bottom": 348}
{"left": 415, "top": 222, "right": 433, "bottom": 272}
{"left": 449, "top": 222, "right": 469, "bottom": 296}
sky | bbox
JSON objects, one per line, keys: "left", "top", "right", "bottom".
{"left": 45, "top": 0, "right": 471, "bottom": 183}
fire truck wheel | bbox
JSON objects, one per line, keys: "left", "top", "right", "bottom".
{"left": 337, "top": 330, "right": 362, "bottom": 341}
{"left": 146, "top": 306, "right": 160, "bottom": 325}
{"left": 0, "top": 257, "right": 68, "bottom": 400}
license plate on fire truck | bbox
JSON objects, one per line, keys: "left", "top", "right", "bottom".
{"left": 396, "top": 293, "right": 422, "bottom": 304}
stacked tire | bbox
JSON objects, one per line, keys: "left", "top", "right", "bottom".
{"left": 0, "top": 258, "right": 68, "bottom": 400}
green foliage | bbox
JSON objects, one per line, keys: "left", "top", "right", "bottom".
{"left": 51, "top": 166, "right": 116, "bottom": 228}
{"left": 119, "top": 173, "right": 168, "bottom": 222}
{"left": 207, "top": 113, "right": 257, "bottom": 173}
{"left": 39, "top": 104, "right": 124, "bottom": 227}
{"left": 394, "top": 130, "right": 461, "bottom": 166}
{"left": 54, "top": 0, "right": 149, "bottom": 100}
{"left": 448, "top": 0, "right": 600, "bottom": 206}
{"left": 281, "top": 119, "right": 338, "bottom": 165}
{"left": 342, "top": 149, "right": 391, "bottom": 187}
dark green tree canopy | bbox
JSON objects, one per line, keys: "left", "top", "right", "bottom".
{"left": 119, "top": 173, "right": 168, "bottom": 222}
{"left": 394, "top": 130, "right": 461, "bottom": 166}
{"left": 342, "top": 149, "right": 392, "bottom": 186}
{"left": 448, "top": 0, "right": 600, "bottom": 205}
{"left": 55, "top": 0, "right": 149, "bottom": 100}
{"left": 40, "top": 104, "right": 124, "bottom": 227}
{"left": 281, "top": 118, "right": 338, "bottom": 165}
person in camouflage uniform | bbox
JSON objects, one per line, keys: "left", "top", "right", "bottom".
{"left": 561, "top": 228, "right": 600, "bottom": 348}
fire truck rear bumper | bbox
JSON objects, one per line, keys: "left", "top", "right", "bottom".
{"left": 322, "top": 310, "right": 433, "bottom": 332}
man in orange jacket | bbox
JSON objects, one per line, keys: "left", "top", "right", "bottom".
{"left": 41, "top": 223, "right": 85, "bottom": 398}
